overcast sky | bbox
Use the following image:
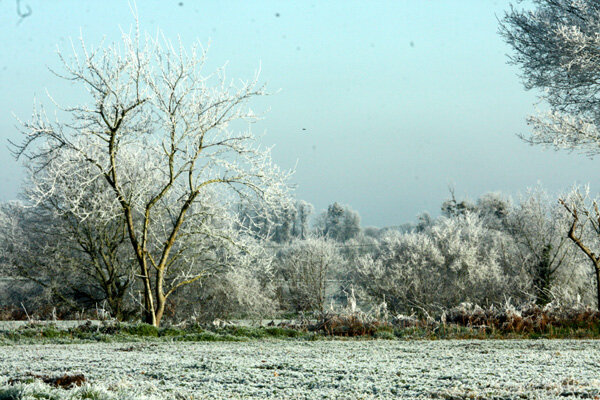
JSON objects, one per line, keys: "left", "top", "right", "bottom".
{"left": 1, "top": 0, "right": 599, "bottom": 227}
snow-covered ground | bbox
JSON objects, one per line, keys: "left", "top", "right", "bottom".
{"left": 1, "top": 339, "right": 599, "bottom": 399}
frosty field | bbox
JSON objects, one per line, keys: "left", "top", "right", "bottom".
{"left": 1, "top": 340, "right": 600, "bottom": 399}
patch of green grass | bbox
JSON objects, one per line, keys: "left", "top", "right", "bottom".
{"left": 158, "top": 327, "right": 185, "bottom": 337}
{"left": 14, "top": 329, "right": 40, "bottom": 338}
{"left": 264, "top": 326, "right": 304, "bottom": 338}
{"left": 374, "top": 330, "right": 396, "bottom": 340}
{"left": 0, "top": 386, "right": 23, "bottom": 400}
{"left": 528, "top": 332, "right": 542, "bottom": 340}
{"left": 215, "top": 325, "right": 308, "bottom": 339}
{"left": 29, "top": 391, "right": 60, "bottom": 400}
{"left": 218, "top": 326, "right": 267, "bottom": 338}
{"left": 174, "top": 332, "right": 247, "bottom": 342}
{"left": 40, "top": 327, "right": 64, "bottom": 339}
{"left": 121, "top": 323, "right": 158, "bottom": 337}
{"left": 5, "top": 319, "right": 600, "bottom": 344}
{"left": 78, "top": 387, "right": 104, "bottom": 400}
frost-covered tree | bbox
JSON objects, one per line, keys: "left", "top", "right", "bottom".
{"left": 508, "top": 187, "right": 588, "bottom": 305}
{"left": 0, "top": 201, "right": 137, "bottom": 319}
{"left": 13, "top": 22, "right": 291, "bottom": 326}
{"left": 441, "top": 188, "right": 475, "bottom": 218}
{"left": 238, "top": 200, "right": 313, "bottom": 244}
{"left": 442, "top": 190, "right": 512, "bottom": 229}
{"left": 168, "top": 236, "right": 276, "bottom": 322}
{"left": 500, "top": 1, "right": 600, "bottom": 154}
{"left": 0, "top": 203, "right": 19, "bottom": 278}
{"left": 293, "top": 200, "right": 314, "bottom": 240}
{"left": 275, "top": 237, "right": 342, "bottom": 313}
{"left": 476, "top": 192, "right": 512, "bottom": 230}
{"left": 414, "top": 212, "right": 433, "bottom": 233}
{"left": 430, "top": 213, "right": 522, "bottom": 305}
{"left": 353, "top": 212, "right": 523, "bottom": 314}
{"left": 501, "top": 1, "right": 600, "bottom": 308}
{"left": 352, "top": 231, "right": 444, "bottom": 313}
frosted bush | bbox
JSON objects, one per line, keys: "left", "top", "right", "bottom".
{"left": 352, "top": 231, "right": 443, "bottom": 313}
{"left": 275, "top": 237, "right": 343, "bottom": 313}
{"left": 352, "top": 213, "right": 522, "bottom": 314}
{"left": 167, "top": 237, "right": 277, "bottom": 323}
{"left": 430, "top": 213, "right": 519, "bottom": 304}
{"left": 182, "top": 264, "right": 276, "bottom": 323}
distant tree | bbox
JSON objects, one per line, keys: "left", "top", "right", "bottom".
{"left": 293, "top": 200, "right": 314, "bottom": 240}
{"left": 395, "top": 223, "right": 415, "bottom": 234}
{"left": 238, "top": 200, "right": 313, "bottom": 243}
{"left": 441, "top": 188, "right": 475, "bottom": 218}
{"left": 476, "top": 192, "right": 512, "bottom": 230}
{"left": 414, "top": 212, "right": 433, "bottom": 233}
{"left": 13, "top": 22, "right": 291, "bottom": 326}
{"left": 363, "top": 226, "right": 381, "bottom": 239}
{"left": 315, "top": 202, "right": 361, "bottom": 242}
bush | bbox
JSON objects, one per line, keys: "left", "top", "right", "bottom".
{"left": 168, "top": 249, "right": 276, "bottom": 323}
{"left": 121, "top": 323, "right": 158, "bottom": 337}
{"left": 274, "top": 237, "right": 343, "bottom": 313}
{"left": 351, "top": 213, "right": 523, "bottom": 314}
{"left": 444, "top": 301, "right": 600, "bottom": 336}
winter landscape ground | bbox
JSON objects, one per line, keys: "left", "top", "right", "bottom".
{"left": 1, "top": 339, "right": 600, "bottom": 399}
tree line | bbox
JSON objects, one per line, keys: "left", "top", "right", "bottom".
{"left": 2, "top": 187, "right": 600, "bottom": 325}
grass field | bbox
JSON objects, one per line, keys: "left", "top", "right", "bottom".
{"left": 1, "top": 339, "right": 600, "bottom": 399}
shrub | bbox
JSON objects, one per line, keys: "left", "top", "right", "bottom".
{"left": 121, "top": 323, "right": 158, "bottom": 337}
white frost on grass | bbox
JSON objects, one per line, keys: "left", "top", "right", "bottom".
{"left": 0, "top": 340, "right": 599, "bottom": 399}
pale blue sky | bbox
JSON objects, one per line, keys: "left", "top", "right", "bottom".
{"left": 1, "top": 0, "right": 598, "bottom": 227}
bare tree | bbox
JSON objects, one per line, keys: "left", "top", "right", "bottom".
{"left": 0, "top": 201, "right": 136, "bottom": 319}
{"left": 559, "top": 188, "right": 600, "bottom": 308}
{"left": 13, "top": 21, "right": 291, "bottom": 326}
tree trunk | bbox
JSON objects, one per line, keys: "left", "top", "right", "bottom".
{"left": 534, "top": 245, "right": 553, "bottom": 306}
{"left": 142, "top": 282, "right": 156, "bottom": 326}
{"left": 107, "top": 296, "right": 123, "bottom": 321}
{"left": 154, "top": 296, "right": 166, "bottom": 327}
{"left": 143, "top": 301, "right": 156, "bottom": 325}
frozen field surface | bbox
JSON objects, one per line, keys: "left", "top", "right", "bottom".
{"left": 1, "top": 339, "right": 600, "bottom": 399}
